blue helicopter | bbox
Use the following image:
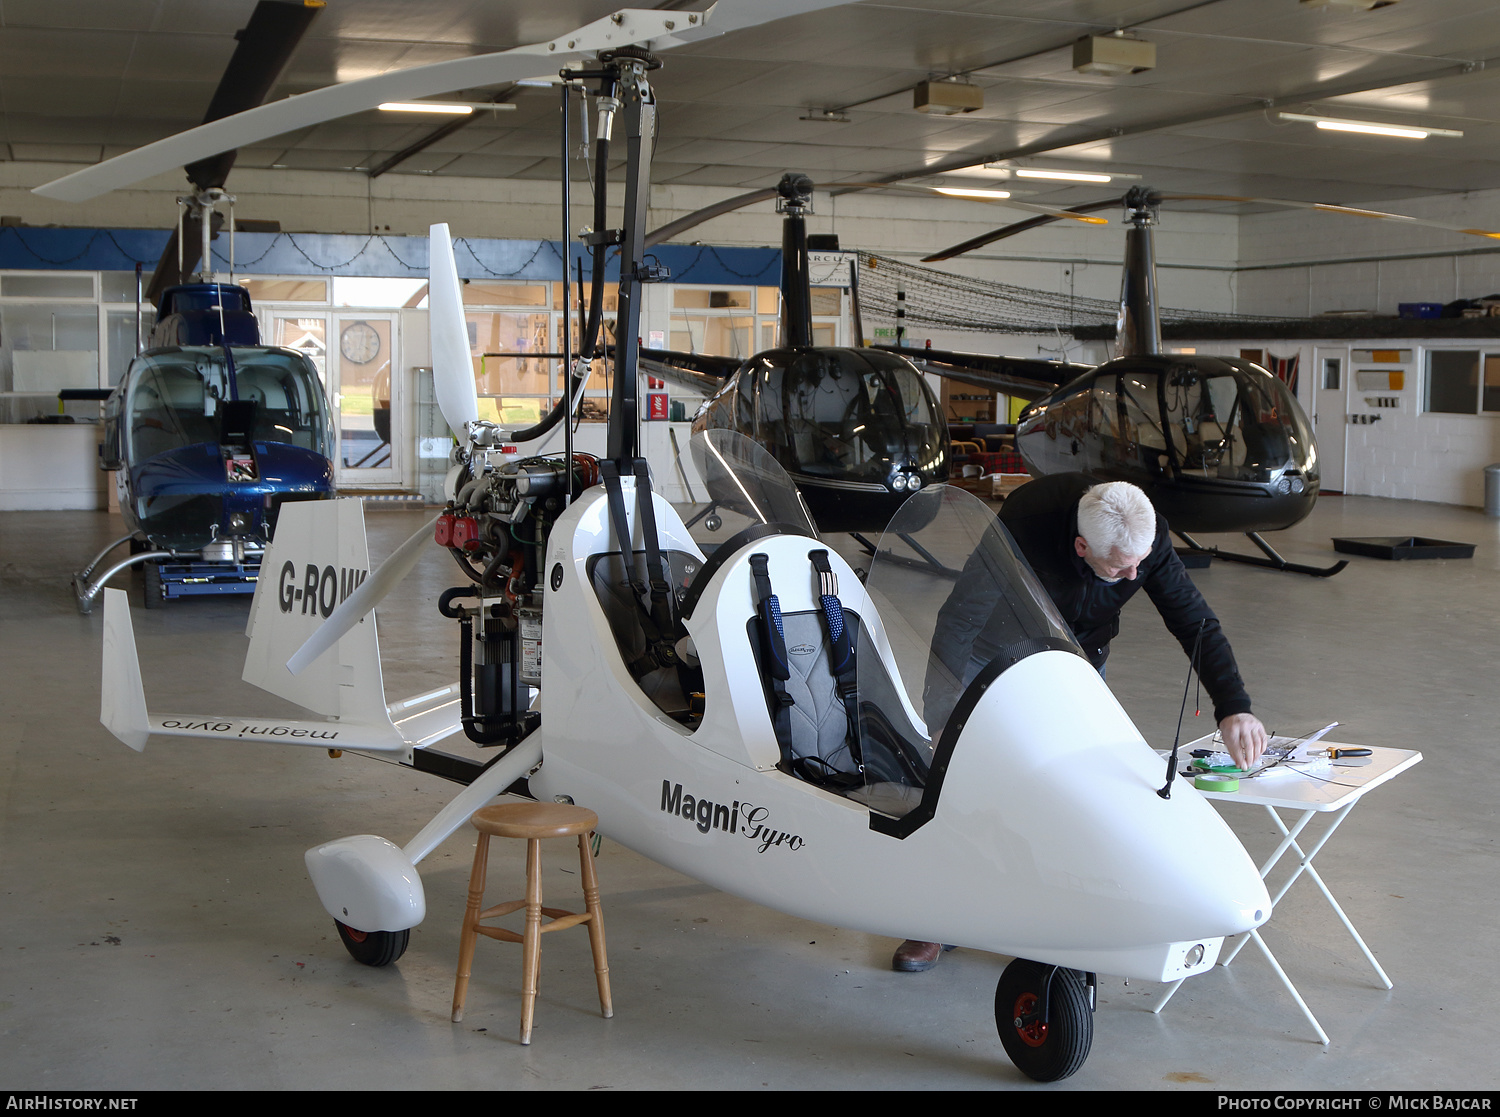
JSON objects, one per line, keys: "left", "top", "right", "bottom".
{"left": 73, "top": 274, "right": 335, "bottom": 612}
{"left": 71, "top": 0, "right": 335, "bottom": 611}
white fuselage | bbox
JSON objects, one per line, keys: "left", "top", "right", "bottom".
{"left": 529, "top": 481, "right": 1270, "bottom": 983}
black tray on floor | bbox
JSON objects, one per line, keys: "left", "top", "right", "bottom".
{"left": 1331, "top": 536, "right": 1476, "bottom": 560}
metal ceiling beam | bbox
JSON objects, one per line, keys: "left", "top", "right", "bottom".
{"left": 366, "top": 87, "right": 520, "bottom": 179}
{"left": 853, "top": 54, "right": 1496, "bottom": 192}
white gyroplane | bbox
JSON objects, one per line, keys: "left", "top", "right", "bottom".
{"left": 81, "top": 1, "right": 1271, "bottom": 1082}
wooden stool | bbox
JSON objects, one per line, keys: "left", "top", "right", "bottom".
{"left": 451, "top": 801, "right": 612, "bottom": 1044}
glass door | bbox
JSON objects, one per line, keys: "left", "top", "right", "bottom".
{"left": 330, "top": 311, "right": 399, "bottom": 486}
{"left": 268, "top": 310, "right": 401, "bottom": 488}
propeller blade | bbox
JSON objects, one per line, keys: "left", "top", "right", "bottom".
{"left": 922, "top": 197, "right": 1122, "bottom": 262}
{"left": 35, "top": 3, "right": 854, "bottom": 203}
{"left": 428, "top": 224, "right": 479, "bottom": 439}
{"left": 286, "top": 514, "right": 439, "bottom": 676}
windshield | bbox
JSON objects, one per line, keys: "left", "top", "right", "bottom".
{"left": 731, "top": 348, "right": 944, "bottom": 482}
{"left": 689, "top": 427, "right": 819, "bottom": 539}
{"left": 854, "top": 484, "right": 1079, "bottom": 821}
{"left": 126, "top": 347, "right": 331, "bottom": 462}
{"left": 1160, "top": 359, "right": 1314, "bottom": 484}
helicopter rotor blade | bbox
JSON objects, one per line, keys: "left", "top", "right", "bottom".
{"left": 286, "top": 514, "right": 440, "bottom": 676}
{"left": 644, "top": 179, "right": 1109, "bottom": 252}
{"left": 644, "top": 188, "right": 779, "bottom": 248}
{"left": 35, "top": 2, "right": 854, "bottom": 204}
{"left": 429, "top": 224, "right": 479, "bottom": 439}
{"left": 184, "top": 0, "right": 324, "bottom": 193}
{"left": 1153, "top": 192, "right": 1500, "bottom": 241}
{"left": 839, "top": 182, "right": 1111, "bottom": 225}
{"left": 922, "top": 197, "right": 1123, "bottom": 263}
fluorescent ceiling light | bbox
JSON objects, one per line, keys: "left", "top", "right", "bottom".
{"left": 380, "top": 102, "right": 473, "bottom": 114}
{"left": 1014, "top": 168, "right": 1114, "bottom": 183}
{"left": 1278, "top": 111, "right": 1461, "bottom": 139}
{"left": 934, "top": 187, "right": 1011, "bottom": 199}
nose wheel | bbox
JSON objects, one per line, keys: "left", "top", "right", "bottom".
{"left": 334, "top": 920, "right": 410, "bottom": 967}
{"left": 995, "top": 958, "right": 1094, "bottom": 1082}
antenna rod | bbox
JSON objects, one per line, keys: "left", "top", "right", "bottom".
{"left": 561, "top": 80, "right": 574, "bottom": 507}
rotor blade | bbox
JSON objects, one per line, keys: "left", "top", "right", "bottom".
{"left": 645, "top": 188, "right": 779, "bottom": 248}
{"left": 922, "top": 197, "right": 1123, "bottom": 263}
{"left": 883, "top": 345, "right": 1090, "bottom": 400}
{"left": 1154, "top": 192, "right": 1500, "bottom": 241}
{"left": 286, "top": 514, "right": 439, "bottom": 676}
{"left": 37, "top": 3, "right": 845, "bottom": 203}
{"left": 429, "top": 224, "right": 479, "bottom": 438}
{"left": 840, "top": 182, "right": 1111, "bottom": 225}
{"left": 185, "top": 0, "right": 324, "bottom": 191}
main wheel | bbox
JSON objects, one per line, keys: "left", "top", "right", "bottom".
{"left": 141, "top": 560, "right": 164, "bottom": 609}
{"left": 335, "top": 920, "right": 410, "bottom": 967}
{"left": 995, "top": 958, "right": 1093, "bottom": 1082}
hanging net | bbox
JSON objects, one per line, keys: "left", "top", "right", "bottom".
{"left": 854, "top": 252, "right": 1282, "bottom": 336}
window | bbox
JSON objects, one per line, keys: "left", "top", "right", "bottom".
{"left": 1425, "top": 350, "right": 1500, "bottom": 415}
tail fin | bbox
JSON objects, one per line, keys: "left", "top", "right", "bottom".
{"left": 101, "top": 588, "right": 151, "bottom": 752}
{"left": 243, "top": 497, "right": 388, "bottom": 720}
{"left": 99, "top": 585, "right": 409, "bottom": 753}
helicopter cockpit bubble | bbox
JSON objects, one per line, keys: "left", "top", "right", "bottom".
{"left": 854, "top": 484, "right": 1081, "bottom": 820}
{"left": 116, "top": 346, "right": 334, "bottom": 550}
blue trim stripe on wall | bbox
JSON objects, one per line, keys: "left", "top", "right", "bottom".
{"left": 0, "top": 226, "right": 780, "bottom": 286}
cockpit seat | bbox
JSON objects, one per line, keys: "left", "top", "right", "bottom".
{"left": 746, "top": 547, "right": 931, "bottom": 808}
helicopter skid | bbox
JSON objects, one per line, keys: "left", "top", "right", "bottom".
{"left": 1175, "top": 530, "right": 1349, "bottom": 578}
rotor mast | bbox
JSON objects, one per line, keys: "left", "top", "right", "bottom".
{"left": 1116, "top": 187, "right": 1161, "bottom": 358}
{"left": 776, "top": 173, "right": 815, "bottom": 349}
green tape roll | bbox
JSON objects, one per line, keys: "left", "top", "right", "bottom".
{"left": 1195, "top": 773, "right": 1240, "bottom": 793}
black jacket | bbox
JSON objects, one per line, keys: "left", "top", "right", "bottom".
{"left": 997, "top": 473, "right": 1253, "bottom": 723}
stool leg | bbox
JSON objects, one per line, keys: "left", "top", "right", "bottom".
{"left": 452, "top": 831, "right": 491, "bottom": 1024}
{"left": 519, "top": 836, "right": 544, "bottom": 1045}
{"left": 578, "top": 833, "right": 613, "bottom": 1019}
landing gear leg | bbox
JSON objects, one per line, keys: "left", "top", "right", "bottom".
{"left": 995, "top": 957, "right": 1094, "bottom": 1082}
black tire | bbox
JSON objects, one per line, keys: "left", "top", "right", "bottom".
{"left": 142, "top": 560, "right": 164, "bottom": 609}
{"left": 995, "top": 958, "right": 1093, "bottom": 1082}
{"left": 335, "top": 920, "right": 410, "bottom": 966}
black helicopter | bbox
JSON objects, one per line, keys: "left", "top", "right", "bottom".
{"left": 926, "top": 186, "right": 1335, "bottom": 574}
{"left": 910, "top": 185, "right": 1500, "bottom": 575}
{"left": 641, "top": 173, "right": 1089, "bottom": 535}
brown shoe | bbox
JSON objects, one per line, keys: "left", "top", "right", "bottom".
{"left": 891, "top": 940, "right": 954, "bottom": 972}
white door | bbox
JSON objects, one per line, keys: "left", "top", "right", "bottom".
{"left": 1312, "top": 346, "right": 1346, "bottom": 493}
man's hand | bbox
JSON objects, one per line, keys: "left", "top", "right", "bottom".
{"left": 1218, "top": 712, "right": 1268, "bottom": 769}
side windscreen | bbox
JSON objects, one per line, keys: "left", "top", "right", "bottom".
{"left": 854, "top": 485, "right": 1079, "bottom": 820}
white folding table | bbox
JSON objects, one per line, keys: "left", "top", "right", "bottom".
{"left": 1152, "top": 735, "right": 1422, "bottom": 1044}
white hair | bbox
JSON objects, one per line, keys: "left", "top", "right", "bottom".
{"left": 1077, "top": 481, "right": 1155, "bottom": 557}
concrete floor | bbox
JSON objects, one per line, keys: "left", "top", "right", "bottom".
{"left": 2, "top": 494, "right": 1497, "bottom": 1091}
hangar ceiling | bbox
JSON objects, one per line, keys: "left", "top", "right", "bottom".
{"left": 5, "top": 0, "right": 1500, "bottom": 216}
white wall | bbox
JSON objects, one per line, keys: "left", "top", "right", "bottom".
{"left": 1237, "top": 188, "right": 1500, "bottom": 318}
{"left": 1224, "top": 189, "right": 1500, "bottom": 507}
